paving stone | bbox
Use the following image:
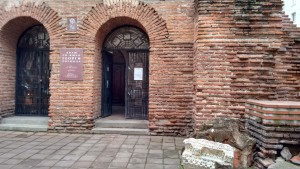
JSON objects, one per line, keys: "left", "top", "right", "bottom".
{"left": 134, "top": 149, "right": 148, "bottom": 153}
{"left": 0, "top": 154, "right": 17, "bottom": 158}
{"left": 162, "top": 146, "right": 176, "bottom": 150}
{"left": 0, "top": 164, "right": 16, "bottom": 169}
{"left": 39, "top": 149, "right": 56, "bottom": 155}
{"left": 149, "top": 150, "right": 163, "bottom": 154}
{"left": 135, "top": 145, "right": 148, "bottom": 149}
{"left": 146, "top": 158, "right": 163, "bottom": 164}
{"left": 54, "top": 160, "right": 75, "bottom": 167}
{"left": 148, "top": 153, "right": 163, "bottom": 158}
{"left": 72, "top": 161, "right": 93, "bottom": 168}
{"left": 3, "top": 159, "right": 23, "bottom": 165}
{"left": 29, "top": 167, "right": 50, "bottom": 169}
{"left": 163, "top": 150, "right": 179, "bottom": 159}
{"left": 109, "top": 162, "right": 127, "bottom": 168}
{"left": 91, "top": 161, "right": 110, "bottom": 169}
{"left": 121, "top": 144, "right": 134, "bottom": 149}
{"left": 95, "top": 156, "right": 114, "bottom": 163}
{"left": 164, "top": 158, "right": 180, "bottom": 165}
{"left": 112, "top": 157, "right": 130, "bottom": 163}
{"left": 36, "top": 159, "right": 58, "bottom": 167}
{"left": 47, "top": 154, "right": 64, "bottom": 160}
{"left": 62, "top": 155, "right": 80, "bottom": 161}
{"left": 0, "top": 158, "right": 9, "bottom": 163}
{"left": 14, "top": 153, "right": 32, "bottom": 159}
{"left": 78, "top": 155, "right": 97, "bottom": 161}
{"left": 29, "top": 154, "right": 49, "bottom": 160}
{"left": 148, "top": 145, "right": 162, "bottom": 150}
{"left": 129, "top": 157, "right": 146, "bottom": 164}
{"left": 145, "top": 163, "right": 164, "bottom": 169}
{"left": 132, "top": 153, "right": 148, "bottom": 158}
{"left": 0, "top": 149, "right": 13, "bottom": 153}
{"left": 18, "top": 159, "right": 43, "bottom": 167}
{"left": 126, "top": 163, "right": 145, "bottom": 169}
{"left": 119, "top": 149, "right": 134, "bottom": 153}
{"left": 116, "top": 152, "right": 132, "bottom": 158}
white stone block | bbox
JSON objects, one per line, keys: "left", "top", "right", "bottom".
{"left": 182, "top": 138, "right": 236, "bottom": 169}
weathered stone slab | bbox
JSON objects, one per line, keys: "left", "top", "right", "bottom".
{"left": 181, "top": 138, "right": 236, "bottom": 169}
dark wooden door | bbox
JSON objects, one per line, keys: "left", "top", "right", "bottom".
{"left": 101, "top": 51, "right": 113, "bottom": 117}
{"left": 125, "top": 51, "right": 149, "bottom": 119}
{"left": 112, "top": 64, "right": 125, "bottom": 105}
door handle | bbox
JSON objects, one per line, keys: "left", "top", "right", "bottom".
{"left": 106, "top": 80, "right": 109, "bottom": 88}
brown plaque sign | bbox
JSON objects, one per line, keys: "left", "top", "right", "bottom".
{"left": 60, "top": 48, "right": 83, "bottom": 81}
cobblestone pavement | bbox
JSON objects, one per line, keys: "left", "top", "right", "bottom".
{"left": 0, "top": 131, "right": 184, "bottom": 169}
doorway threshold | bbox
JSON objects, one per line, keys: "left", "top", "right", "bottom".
{"left": 92, "top": 115, "right": 149, "bottom": 135}
{"left": 0, "top": 116, "right": 49, "bottom": 132}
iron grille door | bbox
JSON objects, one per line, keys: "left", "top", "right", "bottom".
{"left": 101, "top": 51, "right": 113, "bottom": 117}
{"left": 125, "top": 51, "right": 149, "bottom": 119}
{"left": 16, "top": 50, "right": 50, "bottom": 116}
{"left": 15, "top": 25, "right": 50, "bottom": 116}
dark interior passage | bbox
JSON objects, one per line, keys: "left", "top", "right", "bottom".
{"left": 112, "top": 51, "right": 125, "bottom": 106}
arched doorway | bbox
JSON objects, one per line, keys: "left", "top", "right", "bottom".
{"left": 15, "top": 25, "right": 50, "bottom": 116}
{"left": 102, "top": 26, "right": 149, "bottom": 120}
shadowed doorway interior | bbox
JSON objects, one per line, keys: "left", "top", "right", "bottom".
{"left": 112, "top": 51, "right": 125, "bottom": 117}
{"left": 101, "top": 26, "right": 149, "bottom": 120}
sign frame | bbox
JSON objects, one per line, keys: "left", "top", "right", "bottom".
{"left": 60, "top": 48, "right": 83, "bottom": 81}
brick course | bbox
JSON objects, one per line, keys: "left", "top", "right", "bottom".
{"left": 0, "top": 0, "right": 299, "bottom": 135}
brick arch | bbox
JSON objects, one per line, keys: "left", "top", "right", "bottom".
{"left": 0, "top": 2, "right": 64, "bottom": 47}
{"left": 81, "top": 0, "right": 169, "bottom": 48}
{"left": 0, "top": 2, "right": 64, "bottom": 118}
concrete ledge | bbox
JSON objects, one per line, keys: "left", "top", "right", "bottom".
{"left": 0, "top": 124, "right": 48, "bottom": 132}
{"left": 0, "top": 116, "right": 49, "bottom": 132}
{"left": 92, "top": 128, "right": 149, "bottom": 135}
{"left": 95, "top": 119, "right": 148, "bottom": 129}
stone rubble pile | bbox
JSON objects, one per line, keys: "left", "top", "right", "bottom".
{"left": 182, "top": 118, "right": 256, "bottom": 168}
{"left": 267, "top": 147, "right": 300, "bottom": 169}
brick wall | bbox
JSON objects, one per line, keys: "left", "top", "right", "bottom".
{"left": 193, "top": 0, "right": 300, "bottom": 132}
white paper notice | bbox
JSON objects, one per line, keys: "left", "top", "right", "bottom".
{"left": 134, "top": 68, "right": 143, "bottom": 80}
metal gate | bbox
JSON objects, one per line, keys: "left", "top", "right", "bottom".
{"left": 15, "top": 25, "right": 50, "bottom": 116}
{"left": 125, "top": 51, "right": 149, "bottom": 119}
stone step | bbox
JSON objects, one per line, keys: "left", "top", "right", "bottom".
{"left": 0, "top": 116, "right": 49, "bottom": 132}
{"left": 0, "top": 124, "right": 48, "bottom": 132}
{"left": 91, "top": 128, "right": 149, "bottom": 135}
{"left": 1, "top": 116, "right": 49, "bottom": 125}
{"left": 94, "top": 119, "right": 148, "bottom": 129}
